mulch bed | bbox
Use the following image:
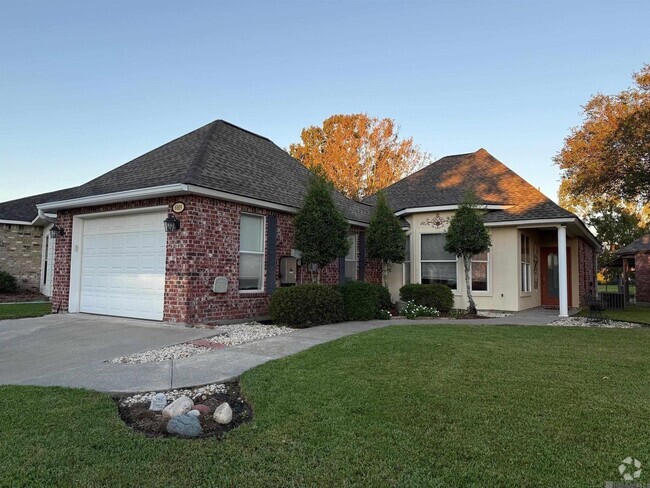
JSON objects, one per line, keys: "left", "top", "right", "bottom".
{"left": 0, "top": 292, "right": 49, "bottom": 303}
{"left": 115, "top": 382, "right": 253, "bottom": 439}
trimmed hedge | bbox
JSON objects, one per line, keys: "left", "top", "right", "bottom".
{"left": 399, "top": 283, "right": 454, "bottom": 312}
{"left": 340, "top": 281, "right": 393, "bottom": 321}
{"left": 270, "top": 284, "right": 345, "bottom": 328}
{"left": 0, "top": 271, "right": 18, "bottom": 294}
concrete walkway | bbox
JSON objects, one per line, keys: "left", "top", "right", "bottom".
{"left": 2, "top": 308, "right": 566, "bottom": 394}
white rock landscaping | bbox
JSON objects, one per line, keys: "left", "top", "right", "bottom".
{"left": 120, "top": 383, "right": 227, "bottom": 408}
{"left": 546, "top": 317, "right": 639, "bottom": 329}
{"left": 108, "top": 322, "right": 294, "bottom": 364}
{"left": 213, "top": 402, "right": 233, "bottom": 424}
{"left": 162, "top": 395, "right": 194, "bottom": 419}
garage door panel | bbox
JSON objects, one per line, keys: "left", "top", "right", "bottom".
{"left": 80, "top": 211, "right": 167, "bottom": 321}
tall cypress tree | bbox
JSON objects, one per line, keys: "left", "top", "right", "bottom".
{"left": 366, "top": 191, "right": 406, "bottom": 285}
{"left": 445, "top": 191, "right": 492, "bottom": 315}
{"left": 294, "top": 173, "right": 349, "bottom": 283}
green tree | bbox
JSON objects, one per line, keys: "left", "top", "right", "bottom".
{"left": 556, "top": 64, "right": 650, "bottom": 215}
{"left": 588, "top": 203, "right": 648, "bottom": 284}
{"left": 294, "top": 173, "right": 350, "bottom": 283}
{"left": 444, "top": 192, "right": 492, "bottom": 315}
{"left": 366, "top": 192, "right": 406, "bottom": 286}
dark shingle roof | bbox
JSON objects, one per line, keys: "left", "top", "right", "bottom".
{"left": 364, "top": 148, "right": 575, "bottom": 222}
{"left": 0, "top": 187, "right": 79, "bottom": 222}
{"left": 38, "top": 120, "right": 374, "bottom": 223}
{"left": 617, "top": 234, "right": 650, "bottom": 256}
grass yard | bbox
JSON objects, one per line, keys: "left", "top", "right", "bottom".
{"left": 1, "top": 325, "right": 649, "bottom": 487}
{"left": 599, "top": 305, "right": 650, "bottom": 325}
{"left": 0, "top": 302, "right": 51, "bottom": 320}
{"left": 598, "top": 284, "right": 636, "bottom": 295}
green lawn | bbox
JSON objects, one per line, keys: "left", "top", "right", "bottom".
{"left": 0, "top": 302, "right": 51, "bottom": 320}
{"left": 599, "top": 305, "right": 650, "bottom": 325}
{"left": 1, "top": 325, "right": 649, "bottom": 487}
{"left": 598, "top": 284, "right": 636, "bottom": 295}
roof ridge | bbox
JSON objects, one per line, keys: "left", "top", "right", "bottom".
{"left": 184, "top": 120, "right": 221, "bottom": 183}
{"left": 219, "top": 120, "right": 272, "bottom": 142}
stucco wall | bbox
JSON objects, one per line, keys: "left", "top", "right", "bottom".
{"left": 0, "top": 223, "right": 43, "bottom": 292}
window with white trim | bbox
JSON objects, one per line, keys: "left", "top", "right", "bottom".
{"left": 239, "top": 214, "right": 265, "bottom": 291}
{"left": 421, "top": 233, "right": 457, "bottom": 290}
{"left": 345, "top": 233, "right": 357, "bottom": 281}
{"left": 403, "top": 234, "right": 411, "bottom": 285}
{"left": 521, "top": 233, "right": 531, "bottom": 293}
{"left": 471, "top": 251, "right": 489, "bottom": 291}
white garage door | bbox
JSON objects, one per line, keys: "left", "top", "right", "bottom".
{"left": 80, "top": 211, "right": 167, "bottom": 320}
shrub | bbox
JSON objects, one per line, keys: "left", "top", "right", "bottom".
{"left": 399, "top": 283, "right": 454, "bottom": 313}
{"left": 339, "top": 281, "right": 393, "bottom": 321}
{"left": 270, "top": 284, "right": 344, "bottom": 328}
{"left": 0, "top": 271, "right": 18, "bottom": 294}
{"left": 403, "top": 300, "right": 440, "bottom": 319}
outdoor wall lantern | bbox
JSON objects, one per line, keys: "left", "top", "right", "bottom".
{"left": 49, "top": 225, "right": 64, "bottom": 239}
{"left": 164, "top": 213, "right": 181, "bottom": 233}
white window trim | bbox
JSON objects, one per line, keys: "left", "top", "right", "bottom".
{"left": 239, "top": 213, "right": 266, "bottom": 293}
{"left": 520, "top": 233, "right": 532, "bottom": 296}
{"left": 470, "top": 251, "right": 491, "bottom": 295}
{"left": 345, "top": 233, "right": 358, "bottom": 282}
{"left": 403, "top": 233, "right": 412, "bottom": 286}
{"left": 420, "top": 233, "right": 458, "bottom": 292}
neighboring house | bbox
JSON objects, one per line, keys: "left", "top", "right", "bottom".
{"left": 367, "top": 149, "right": 600, "bottom": 317}
{"left": 0, "top": 188, "right": 76, "bottom": 296}
{"left": 2, "top": 119, "right": 599, "bottom": 323}
{"left": 616, "top": 234, "right": 650, "bottom": 304}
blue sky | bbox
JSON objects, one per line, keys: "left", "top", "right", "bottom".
{"left": 0, "top": 0, "right": 648, "bottom": 203}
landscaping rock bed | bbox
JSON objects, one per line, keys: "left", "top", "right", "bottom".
{"left": 547, "top": 317, "right": 640, "bottom": 328}
{"left": 108, "top": 322, "right": 294, "bottom": 363}
{"left": 116, "top": 382, "right": 253, "bottom": 439}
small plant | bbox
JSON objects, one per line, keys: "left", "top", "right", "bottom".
{"left": 0, "top": 271, "right": 18, "bottom": 294}
{"left": 449, "top": 309, "right": 466, "bottom": 319}
{"left": 403, "top": 300, "right": 439, "bottom": 319}
{"left": 376, "top": 309, "right": 392, "bottom": 320}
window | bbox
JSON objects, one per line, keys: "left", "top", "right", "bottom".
{"left": 403, "top": 234, "right": 411, "bottom": 285}
{"left": 521, "top": 233, "right": 531, "bottom": 293}
{"left": 421, "top": 233, "right": 457, "bottom": 290}
{"left": 345, "top": 233, "right": 357, "bottom": 281}
{"left": 471, "top": 251, "right": 489, "bottom": 291}
{"left": 239, "top": 214, "right": 264, "bottom": 291}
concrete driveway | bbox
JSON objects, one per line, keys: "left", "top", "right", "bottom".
{"left": 0, "top": 314, "right": 215, "bottom": 386}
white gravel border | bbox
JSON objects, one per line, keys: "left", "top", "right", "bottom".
{"left": 120, "top": 383, "right": 227, "bottom": 407}
{"left": 546, "top": 316, "right": 640, "bottom": 329}
{"left": 108, "top": 322, "right": 294, "bottom": 364}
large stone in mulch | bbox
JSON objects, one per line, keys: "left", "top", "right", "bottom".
{"left": 162, "top": 395, "right": 194, "bottom": 419}
{"left": 192, "top": 404, "right": 211, "bottom": 415}
{"left": 213, "top": 402, "right": 232, "bottom": 424}
{"left": 166, "top": 414, "right": 202, "bottom": 438}
{"left": 149, "top": 393, "right": 167, "bottom": 412}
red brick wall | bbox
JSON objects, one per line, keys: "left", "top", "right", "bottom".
{"left": 635, "top": 252, "right": 650, "bottom": 303}
{"left": 577, "top": 237, "right": 597, "bottom": 306}
{"left": 51, "top": 195, "right": 381, "bottom": 324}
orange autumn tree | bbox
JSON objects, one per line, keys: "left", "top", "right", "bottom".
{"left": 289, "top": 114, "right": 431, "bottom": 200}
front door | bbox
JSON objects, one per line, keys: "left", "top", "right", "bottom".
{"left": 540, "top": 247, "right": 572, "bottom": 308}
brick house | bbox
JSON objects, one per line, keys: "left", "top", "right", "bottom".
{"left": 616, "top": 234, "right": 650, "bottom": 305}
{"left": 1, "top": 119, "right": 599, "bottom": 323}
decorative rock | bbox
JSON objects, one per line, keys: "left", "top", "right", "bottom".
{"left": 213, "top": 402, "right": 233, "bottom": 424}
{"left": 193, "top": 404, "right": 211, "bottom": 415}
{"left": 162, "top": 395, "right": 194, "bottom": 419}
{"left": 166, "top": 414, "right": 202, "bottom": 438}
{"left": 149, "top": 393, "right": 167, "bottom": 412}
{"left": 187, "top": 410, "right": 201, "bottom": 417}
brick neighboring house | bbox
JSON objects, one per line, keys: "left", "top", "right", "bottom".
{"left": 2, "top": 118, "right": 600, "bottom": 323}
{"left": 0, "top": 188, "right": 76, "bottom": 295}
{"left": 616, "top": 234, "right": 650, "bottom": 304}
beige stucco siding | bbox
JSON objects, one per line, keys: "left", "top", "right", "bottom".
{"left": 386, "top": 211, "right": 581, "bottom": 312}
